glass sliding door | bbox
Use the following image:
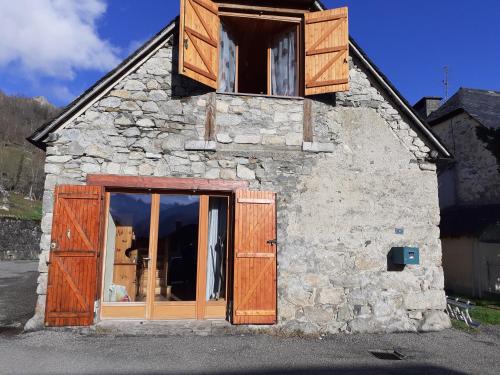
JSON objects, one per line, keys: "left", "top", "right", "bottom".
{"left": 156, "top": 195, "right": 200, "bottom": 302}
{"left": 101, "top": 192, "right": 152, "bottom": 319}
{"left": 206, "top": 197, "right": 228, "bottom": 301}
{"left": 101, "top": 191, "right": 229, "bottom": 321}
{"left": 203, "top": 196, "right": 229, "bottom": 319}
{"left": 150, "top": 195, "right": 200, "bottom": 320}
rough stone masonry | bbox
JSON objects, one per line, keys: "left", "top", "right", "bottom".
{"left": 27, "top": 29, "right": 451, "bottom": 333}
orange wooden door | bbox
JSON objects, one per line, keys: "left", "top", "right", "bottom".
{"left": 45, "top": 185, "right": 104, "bottom": 327}
{"left": 233, "top": 190, "right": 277, "bottom": 325}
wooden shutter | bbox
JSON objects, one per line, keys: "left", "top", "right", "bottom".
{"left": 233, "top": 190, "right": 277, "bottom": 325}
{"left": 45, "top": 185, "right": 104, "bottom": 327}
{"left": 304, "top": 7, "right": 349, "bottom": 95}
{"left": 179, "top": 0, "right": 219, "bottom": 89}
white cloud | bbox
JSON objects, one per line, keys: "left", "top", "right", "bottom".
{"left": 0, "top": 0, "right": 120, "bottom": 79}
{"left": 50, "top": 84, "right": 77, "bottom": 103}
{"left": 127, "top": 39, "right": 146, "bottom": 55}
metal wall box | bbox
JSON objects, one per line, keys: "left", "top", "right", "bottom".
{"left": 391, "top": 247, "right": 419, "bottom": 265}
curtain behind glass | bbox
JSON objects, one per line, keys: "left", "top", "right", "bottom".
{"left": 271, "top": 29, "right": 297, "bottom": 96}
{"left": 218, "top": 23, "right": 236, "bottom": 93}
{"left": 206, "top": 198, "right": 228, "bottom": 301}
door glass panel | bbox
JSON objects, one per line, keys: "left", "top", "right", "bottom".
{"left": 156, "top": 195, "right": 200, "bottom": 302}
{"left": 103, "top": 193, "right": 151, "bottom": 303}
{"left": 206, "top": 197, "right": 228, "bottom": 301}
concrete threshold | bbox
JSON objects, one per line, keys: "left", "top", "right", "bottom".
{"left": 93, "top": 320, "right": 247, "bottom": 337}
{"left": 41, "top": 320, "right": 287, "bottom": 338}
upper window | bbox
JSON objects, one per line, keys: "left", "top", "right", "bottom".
{"left": 218, "top": 16, "right": 299, "bottom": 96}
{"left": 179, "top": 0, "right": 349, "bottom": 97}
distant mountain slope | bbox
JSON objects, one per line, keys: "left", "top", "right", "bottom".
{"left": 0, "top": 91, "right": 60, "bottom": 199}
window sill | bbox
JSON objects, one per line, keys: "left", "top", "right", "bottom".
{"left": 216, "top": 91, "right": 304, "bottom": 101}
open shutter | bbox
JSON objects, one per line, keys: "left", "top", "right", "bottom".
{"left": 233, "top": 190, "right": 277, "bottom": 325}
{"left": 304, "top": 7, "right": 349, "bottom": 95}
{"left": 179, "top": 0, "right": 219, "bottom": 89}
{"left": 45, "top": 185, "right": 104, "bottom": 327}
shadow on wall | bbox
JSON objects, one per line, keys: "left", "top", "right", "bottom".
{"left": 90, "top": 366, "right": 468, "bottom": 375}
{"left": 170, "top": 30, "right": 212, "bottom": 99}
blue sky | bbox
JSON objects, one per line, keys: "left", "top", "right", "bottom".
{"left": 0, "top": 0, "right": 498, "bottom": 107}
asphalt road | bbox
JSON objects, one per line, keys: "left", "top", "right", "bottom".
{"left": 0, "top": 261, "right": 38, "bottom": 332}
{"left": 0, "top": 328, "right": 499, "bottom": 375}
{"left": 0, "top": 261, "right": 498, "bottom": 375}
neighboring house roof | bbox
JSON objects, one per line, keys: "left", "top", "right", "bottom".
{"left": 27, "top": 4, "right": 451, "bottom": 158}
{"left": 428, "top": 88, "right": 500, "bottom": 129}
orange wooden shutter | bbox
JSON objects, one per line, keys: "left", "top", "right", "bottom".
{"left": 179, "top": 0, "right": 219, "bottom": 89}
{"left": 45, "top": 185, "right": 104, "bottom": 327}
{"left": 304, "top": 7, "right": 349, "bottom": 95}
{"left": 233, "top": 190, "right": 277, "bottom": 325}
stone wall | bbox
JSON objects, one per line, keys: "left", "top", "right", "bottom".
{"left": 27, "top": 32, "right": 450, "bottom": 333}
{"left": 432, "top": 112, "right": 500, "bottom": 205}
{"left": 0, "top": 218, "right": 41, "bottom": 260}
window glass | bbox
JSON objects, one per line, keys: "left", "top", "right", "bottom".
{"left": 206, "top": 197, "right": 228, "bottom": 301}
{"left": 103, "top": 193, "right": 151, "bottom": 303}
{"left": 271, "top": 28, "right": 297, "bottom": 96}
{"left": 218, "top": 22, "right": 237, "bottom": 93}
{"left": 156, "top": 195, "right": 200, "bottom": 302}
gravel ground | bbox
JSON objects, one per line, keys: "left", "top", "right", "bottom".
{"left": 0, "top": 260, "right": 498, "bottom": 375}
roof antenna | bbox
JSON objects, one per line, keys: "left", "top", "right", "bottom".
{"left": 442, "top": 66, "right": 449, "bottom": 101}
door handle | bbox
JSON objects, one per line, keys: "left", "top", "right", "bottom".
{"left": 267, "top": 239, "right": 277, "bottom": 245}
{"left": 184, "top": 38, "right": 189, "bottom": 50}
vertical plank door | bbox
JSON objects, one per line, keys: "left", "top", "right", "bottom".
{"left": 45, "top": 185, "right": 104, "bottom": 327}
{"left": 304, "top": 7, "right": 349, "bottom": 95}
{"left": 233, "top": 190, "right": 277, "bottom": 325}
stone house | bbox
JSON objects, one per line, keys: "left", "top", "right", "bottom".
{"left": 417, "top": 89, "right": 500, "bottom": 298}
{"left": 26, "top": 0, "right": 452, "bottom": 333}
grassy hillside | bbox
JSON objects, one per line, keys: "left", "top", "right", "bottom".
{"left": 0, "top": 192, "right": 42, "bottom": 221}
{"left": 0, "top": 91, "right": 59, "bottom": 201}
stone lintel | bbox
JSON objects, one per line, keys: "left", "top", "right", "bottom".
{"left": 302, "top": 142, "right": 335, "bottom": 153}
{"left": 184, "top": 140, "right": 217, "bottom": 151}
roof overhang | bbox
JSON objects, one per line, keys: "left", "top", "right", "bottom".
{"left": 28, "top": 18, "right": 178, "bottom": 150}
{"left": 28, "top": 2, "right": 451, "bottom": 158}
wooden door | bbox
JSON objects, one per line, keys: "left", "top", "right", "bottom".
{"left": 233, "top": 190, "right": 277, "bottom": 325}
{"left": 45, "top": 185, "right": 104, "bottom": 327}
{"left": 179, "top": 0, "right": 220, "bottom": 89}
{"left": 304, "top": 7, "right": 349, "bottom": 95}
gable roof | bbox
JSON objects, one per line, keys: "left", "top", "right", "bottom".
{"left": 27, "top": 4, "right": 450, "bottom": 158}
{"left": 427, "top": 87, "right": 500, "bottom": 129}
